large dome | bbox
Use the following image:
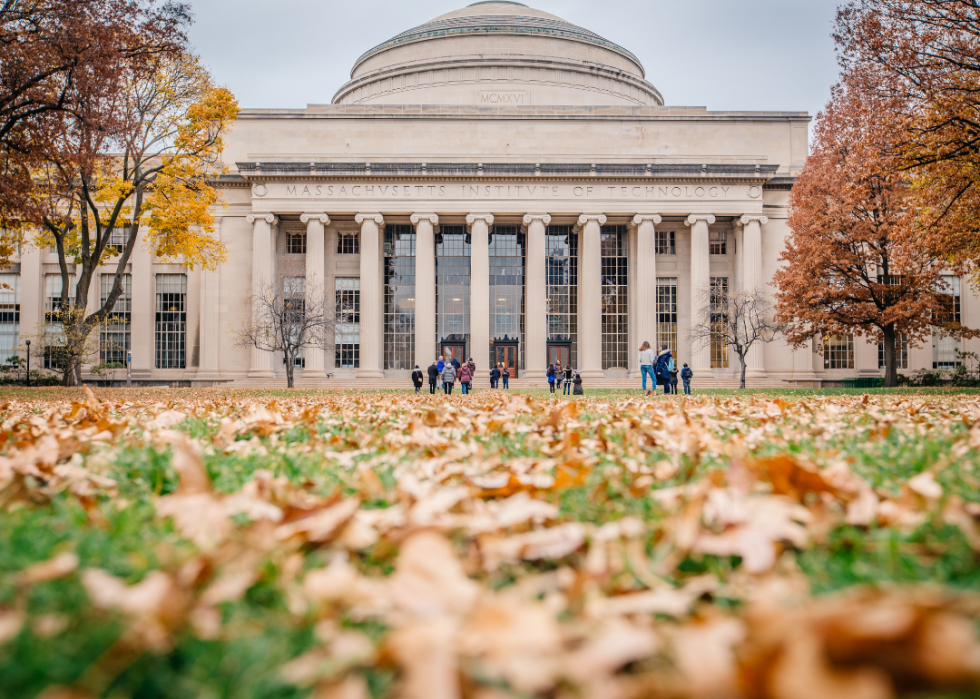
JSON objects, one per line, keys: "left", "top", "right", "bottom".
{"left": 332, "top": 2, "right": 663, "bottom": 107}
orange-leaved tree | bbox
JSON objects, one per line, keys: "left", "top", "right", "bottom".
{"left": 34, "top": 53, "right": 238, "bottom": 385}
{"left": 836, "top": 0, "right": 980, "bottom": 274}
{"left": 774, "top": 77, "right": 974, "bottom": 387}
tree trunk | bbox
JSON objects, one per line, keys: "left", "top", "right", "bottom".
{"left": 286, "top": 356, "right": 294, "bottom": 389}
{"left": 739, "top": 354, "right": 747, "bottom": 390}
{"left": 883, "top": 323, "right": 898, "bottom": 388}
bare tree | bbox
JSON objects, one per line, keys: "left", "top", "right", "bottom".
{"left": 235, "top": 273, "right": 335, "bottom": 389}
{"left": 688, "top": 285, "right": 786, "bottom": 389}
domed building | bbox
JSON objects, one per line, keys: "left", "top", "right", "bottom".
{"left": 10, "top": 3, "right": 969, "bottom": 387}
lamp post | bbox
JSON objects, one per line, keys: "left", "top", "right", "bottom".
{"left": 24, "top": 340, "right": 30, "bottom": 387}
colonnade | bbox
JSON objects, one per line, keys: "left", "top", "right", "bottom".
{"left": 245, "top": 210, "right": 772, "bottom": 380}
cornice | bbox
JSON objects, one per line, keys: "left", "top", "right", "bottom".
{"left": 235, "top": 162, "right": 781, "bottom": 180}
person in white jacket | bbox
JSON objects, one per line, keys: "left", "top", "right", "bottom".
{"left": 639, "top": 341, "right": 656, "bottom": 393}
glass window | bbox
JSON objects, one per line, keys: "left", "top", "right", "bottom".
{"left": 0, "top": 274, "right": 20, "bottom": 364}
{"left": 879, "top": 335, "right": 909, "bottom": 370}
{"left": 656, "top": 278, "right": 677, "bottom": 358}
{"left": 656, "top": 230, "right": 675, "bottom": 255}
{"left": 824, "top": 334, "right": 855, "bottom": 369}
{"left": 286, "top": 232, "right": 306, "bottom": 254}
{"left": 336, "top": 277, "right": 361, "bottom": 369}
{"left": 155, "top": 274, "right": 186, "bottom": 369}
{"left": 934, "top": 275, "right": 962, "bottom": 369}
{"left": 107, "top": 227, "right": 128, "bottom": 254}
{"left": 43, "top": 275, "right": 76, "bottom": 369}
{"left": 489, "top": 226, "right": 525, "bottom": 371}
{"left": 546, "top": 225, "right": 577, "bottom": 369}
{"left": 601, "top": 225, "right": 629, "bottom": 370}
{"left": 436, "top": 225, "right": 471, "bottom": 355}
{"left": 710, "top": 277, "right": 729, "bottom": 368}
{"left": 338, "top": 232, "right": 360, "bottom": 255}
{"left": 384, "top": 224, "right": 415, "bottom": 370}
{"left": 709, "top": 230, "right": 727, "bottom": 255}
{"left": 99, "top": 274, "right": 131, "bottom": 364}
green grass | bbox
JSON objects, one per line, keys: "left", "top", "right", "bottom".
{"left": 1, "top": 390, "right": 979, "bottom": 698}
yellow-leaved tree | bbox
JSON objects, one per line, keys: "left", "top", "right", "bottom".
{"left": 34, "top": 54, "right": 238, "bottom": 385}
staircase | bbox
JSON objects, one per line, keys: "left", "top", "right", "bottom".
{"left": 225, "top": 375, "right": 793, "bottom": 390}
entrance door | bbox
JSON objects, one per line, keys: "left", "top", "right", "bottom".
{"left": 494, "top": 344, "right": 519, "bottom": 379}
{"left": 442, "top": 344, "right": 465, "bottom": 366}
{"left": 548, "top": 344, "right": 570, "bottom": 368}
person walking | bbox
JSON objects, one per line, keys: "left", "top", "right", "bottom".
{"left": 502, "top": 367, "right": 510, "bottom": 389}
{"left": 563, "top": 364, "right": 573, "bottom": 395}
{"left": 547, "top": 364, "right": 557, "bottom": 395}
{"left": 466, "top": 358, "right": 476, "bottom": 393}
{"left": 436, "top": 355, "right": 445, "bottom": 391}
{"left": 638, "top": 341, "right": 656, "bottom": 393}
{"left": 681, "top": 363, "right": 693, "bottom": 395}
{"left": 427, "top": 361, "right": 439, "bottom": 394}
{"left": 654, "top": 344, "right": 673, "bottom": 396}
{"left": 572, "top": 372, "right": 584, "bottom": 395}
{"left": 442, "top": 362, "right": 456, "bottom": 394}
{"left": 452, "top": 356, "right": 461, "bottom": 373}
{"left": 458, "top": 361, "right": 473, "bottom": 394}
{"left": 490, "top": 363, "right": 501, "bottom": 389}
{"left": 412, "top": 365, "right": 424, "bottom": 394}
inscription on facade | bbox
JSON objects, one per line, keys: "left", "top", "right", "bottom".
{"left": 478, "top": 91, "right": 530, "bottom": 105}
{"left": 257, "top": 182, "right": 762, "bottom": 201}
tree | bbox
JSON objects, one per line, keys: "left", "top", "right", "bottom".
{"left": 32, "top": 54, "right": 238, "bottom": 385}
{"left": 688, "top": 285, "right": 785, "bottom": 389}
{"left": 32, "top": 304, "right": 104, "bottom": 386}
{"left": 835, "top": 1, "right": 980, "bottom": 272}
{"left": 0, "top": 0, "right": 190, "bottom": 264}
{"left": 235, "top": 274, "right": 336, "bottom": 389}
{"left": 774, "top": 79, "right": 974, "bottom": 387}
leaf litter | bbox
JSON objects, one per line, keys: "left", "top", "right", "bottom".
{"left": 1, "top": 388, "right": 980, "bottom": 698}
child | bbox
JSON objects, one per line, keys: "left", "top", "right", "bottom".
{"left": 681, "top": 363, "right": 693, "bottom": 395}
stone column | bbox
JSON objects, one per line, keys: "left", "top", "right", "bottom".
{"left": 411, "top": 213, "right": 438, "bottom": 369}
{"left": 467, "top": 214, "right": 493, "bottom": 378}
{"left": 740, "top": 215, "right": 769, "bottom": 378}
{"left": 523, "top": 214, "right": 551, "bottom": 380}
{"left": 247, "top": 213, "right": 277, "bottom": 379}
{"left": 686, "top": 214, "right": 715, "bottom": 373}
{"left": 793, "top": 336, "right": 819, "bottom": 385}
{"left": 198, "top": 217, "right": 223, "bottom": 380}
{"left": 356, "top": 213, "right": 384, "bottom": 379}
{"left": 577, "top": 214, "right": 606, "bottom": 379}
{"left": 130, "top": 234, "right": 153, "bottom": 378}
{"left": 301, "top": 213, "right": 330, "bottom": 378}
{"left": 633, "top": 214, "right": 662, "bottom": 371}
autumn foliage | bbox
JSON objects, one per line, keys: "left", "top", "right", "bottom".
{"left": 775, "top": 77, "right": 971, "bottom": 387}
{"left": 836, "top": 0, "right": 980, "bottom": 271}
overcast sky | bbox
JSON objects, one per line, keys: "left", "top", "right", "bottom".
{"left": 187, "top": 0, "right": 842, "bottom": 121}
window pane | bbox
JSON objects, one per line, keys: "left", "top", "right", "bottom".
{"left": 155, "top": 274, "right": 186, "bottom": 369}
{"left": 384, "top": 224, "right": 414, "bottom": 370}
{"left": 546, "top": 225, "right": 577, "bottom": 369}
{"left": 601, "top": 225, "right": 629, "bottom": 370}
{"left": 0, "top": 274, "right": 20, "bottom": 364}
{"left": 337, "top": 277, "right": 361, "bottom": 368}
{"left": 710, "top": 277, "right": 729, "bottom": 368}
{"left": 100, "top": 274, "right": 131, "bottom": 364}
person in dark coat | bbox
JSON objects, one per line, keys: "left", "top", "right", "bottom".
{"left": 412, "top": 365, "right": 424, "bottom": 394}
{"left": 654, "top": 344, "right": 673, "bottom": 396}
{"left": 681, "top": 363, "right": 693, "bottom": 395}
{"left": 427, "top": 361, "right": 439, "bottom": 394}
{"left": 547, "top": 364, "right": 557, "bottom": 395}
{"left": 490, "top": 364, "right": 501, "bottom": 389}
{"left": 502, "top": 367, "right": 510, "bottom": 389}
{"left": 572, "top": 373, "right": 584, "bottom": 396}
{"left": 452, "top": 356, "right": 461, "bottom": 372}
{"left": 563, "top": 365, "right": 573, "bottom": 395}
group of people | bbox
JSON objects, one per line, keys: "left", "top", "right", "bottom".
{"left": 547, "top": 362, "right": 583, "bottom": 395}
{"left": 412, "top": 357, "right": 514, "bottom": 394}
{"left": 639, "top": 341, "right": 693, "bottom": 395}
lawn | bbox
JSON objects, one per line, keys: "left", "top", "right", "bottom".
{"left": 2, "top": 387, "right": 980, "bottom": 699}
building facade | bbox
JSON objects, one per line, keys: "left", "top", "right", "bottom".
{"left": 3, "top": 2, "right": 976, "bottom": 386}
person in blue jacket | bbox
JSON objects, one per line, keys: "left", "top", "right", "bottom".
{"left": 654, "top": 344, "right": 673, "bottom": 396}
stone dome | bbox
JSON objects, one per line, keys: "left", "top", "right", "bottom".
{"left": 332, "top": 2, "right": 663, "bottom": 107}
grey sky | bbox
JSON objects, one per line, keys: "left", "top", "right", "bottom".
{"left": 188, "top": 0, "right": 841, "bottom": 121}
